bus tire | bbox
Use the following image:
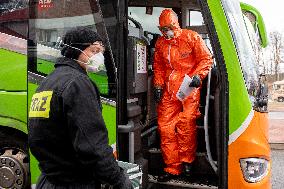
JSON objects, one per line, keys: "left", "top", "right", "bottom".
{"left": 278, "top": 97, "right": 284, "bottom": 102}
{"left": 0, "top": 128, "right": 30, "bottom": 189}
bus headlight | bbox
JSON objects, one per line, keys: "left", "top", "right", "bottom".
{"left": 240, "top": 158, "right": 269, "bottom": 183}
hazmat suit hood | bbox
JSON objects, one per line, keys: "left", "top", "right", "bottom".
{"left": 159, "top": 9, "right": 182, "bottom": 39}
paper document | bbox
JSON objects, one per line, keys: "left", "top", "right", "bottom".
{"left": 176, "top": 74, "right": 194, "bottom": 101}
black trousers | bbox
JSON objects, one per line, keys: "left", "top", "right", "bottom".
{"left": 36, "top": 174, "right": 101, "bottom": 189}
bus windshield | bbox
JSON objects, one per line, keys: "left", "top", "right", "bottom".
{"left": 222, "top": 0, "right": 259, "bottom": 99}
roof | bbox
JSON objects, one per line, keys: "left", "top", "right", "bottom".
{"left": 0, "top": 8, "right": 28, "bottom": 23}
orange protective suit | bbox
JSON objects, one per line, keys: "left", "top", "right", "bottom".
{"left": 153, "top": 9, "right": 213, "bottom": 175}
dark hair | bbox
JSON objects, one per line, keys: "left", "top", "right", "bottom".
{"left": 61, "top": 27, "right": 102, "bottom": 59}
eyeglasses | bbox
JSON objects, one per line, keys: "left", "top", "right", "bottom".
{"left": 158, "top": 25, "right": 174, "bottom": 32}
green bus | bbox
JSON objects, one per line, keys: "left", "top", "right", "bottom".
{"left": 1, "top": 0, "right": 270, "bottom": 188}
{"left": 0, "top": 2, "right": 30, "bottom": 188}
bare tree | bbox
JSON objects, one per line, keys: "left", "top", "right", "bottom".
{"left": 270, "top": 31, "right": 284, "bottom": 81}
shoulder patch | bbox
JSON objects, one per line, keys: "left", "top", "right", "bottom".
{"left": 29, "top": 91, "right": 53, "bottom": 118}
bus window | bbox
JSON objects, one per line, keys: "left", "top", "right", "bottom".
{"left": 243, "top": 13, "right": 261, "bottom": 57}
{"left": 28, "top": 0, "right": 115, "bottom": 96}
{"left": 187, "top": 10, "right": 213, "bottom": 57}
{"left": 0, "top": 0, "right": 28, "bottom": 39}
{"left": 222, "top": 0, "right": 259, "bottom": 102}
{"left": 128, "top": 7, "right": 166, "bottom": 35}
{"left": 128, "top": 7, "right": 206, "bottom": 32}
{"left": 189, "top": 11, "right": 204, "bottom": 26}
{"left": 0, "top": 1, "right": 28, "bottom": 91}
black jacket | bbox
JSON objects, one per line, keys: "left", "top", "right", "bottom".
{"left": 28, "top": 57, "right": 126, "bottom": 186}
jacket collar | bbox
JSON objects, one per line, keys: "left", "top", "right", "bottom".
{"left": 55, "top": 57, "right": 87, "bottom": 75}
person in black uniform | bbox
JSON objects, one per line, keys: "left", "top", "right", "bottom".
{"left": 28, "top": 27, "right": 133, "bottom": 189}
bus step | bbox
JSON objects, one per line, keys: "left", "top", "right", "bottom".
{"left": 147, "top": 150, "right": 216, "bottom": 176}
{"left": 148, "top": 174, "right": 218, "bottom": 189}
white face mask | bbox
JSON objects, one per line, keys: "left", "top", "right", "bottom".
{"left": 86, "top": 52, "right": 106, "bottom": 73}
{"left": 166, "top": 30, "right": 174, "bottom": 39}
{"left": 59, "top": 40, "right": 105, "bottom": 73}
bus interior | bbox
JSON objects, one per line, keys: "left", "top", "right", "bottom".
{"left": 27, "top": 0, "right": 228, "bottom": 188}
{"left": 117, "top": 0, "right": 225, "bottom": 188}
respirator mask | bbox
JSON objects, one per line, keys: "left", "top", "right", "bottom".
{"left": 57, "top": 37, "right": 106, "bottom": 73}
{"left": 166, "top": 30, "right": 174, "bottom": 39}
{"left": 85, "top": 52, "right": 106, "bottom": 73}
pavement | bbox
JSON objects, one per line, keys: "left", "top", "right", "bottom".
{"left": 268, "top": 102, "right": 284, "bottom": 144}
{"left": 268, "top": 102, "right": 284, "bottom": 188}
{"left": 271, "top": 150, "right": 284, "bottom": 189}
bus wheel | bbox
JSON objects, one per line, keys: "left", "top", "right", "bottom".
{"left": 278, "top": 97, "right": 284, "bottom": 102}
{"left": 0, "top": 132, "right": 29, "bottom": 189}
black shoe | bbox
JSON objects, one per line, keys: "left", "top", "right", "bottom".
{"left": 157, "top": 172, "right": 176, "bottom": 182}
{"left": 183, "top": 162, "right": 193, "bottom": 177}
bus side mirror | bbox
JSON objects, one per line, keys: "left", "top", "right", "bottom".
{"left": 255, "top": 73, "right": 268, "bottom": 110}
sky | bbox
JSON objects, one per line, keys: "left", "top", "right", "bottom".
{"left": 241, "top": 0, "right": 284, "bottom": 33}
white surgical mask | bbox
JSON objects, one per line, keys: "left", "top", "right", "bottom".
{"left": 58, "top": 39, "right": 105, "bottom": 73}
{"left": 86, "top": 52, "right": 106, "bottom": 73}
{"left": 166, "top": 30, "right": 174, "bottom": 39}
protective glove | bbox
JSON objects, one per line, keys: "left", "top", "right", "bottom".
{"left": 154, "top": 87, "right": 163, "bottom": 103}
{"left": 189, "top": 75, "right": 201, "bottom": 88}
{"left": 114, "top": 175, "right": 133, "bottom": 189}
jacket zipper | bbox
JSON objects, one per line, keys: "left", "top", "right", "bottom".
{"left": 168, "top": 44, "right": 174, "bottom": 92}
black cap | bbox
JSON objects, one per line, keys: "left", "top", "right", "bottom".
{"left": 61, "top": 27, "right": 102, "bottom": 60}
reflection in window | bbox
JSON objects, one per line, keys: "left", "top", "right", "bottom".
{"left": 30, "top": 0, "right": 110, "bottom": 95}
{"left": 222, "top": 0, "right": 259, "bottom": 94}
{"left": 0, "top": 0, "right": 28, "bottom": 14}
{"left": 0, "top": 0, "right": 28, "bottom": 39}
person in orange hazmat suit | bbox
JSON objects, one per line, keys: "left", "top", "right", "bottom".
{"left": 153, "top": 9, "right": 213, "bottom": 182}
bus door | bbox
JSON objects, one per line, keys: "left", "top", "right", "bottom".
{"left": 116, "top": 0, "right": 229, "bottom": 188}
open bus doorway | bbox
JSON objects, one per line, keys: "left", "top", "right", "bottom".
{"left": 119, "top": 1, "right": 225, "bottom": 188}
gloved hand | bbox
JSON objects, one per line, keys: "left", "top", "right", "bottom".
{"left": 189, "top": 75, "right": 201, "bottom": 88}
{"left": 114, "top": 176, "right": 133, "bottom": 189}
{"left": 154, "top": 87, "right": 163, "bottom": 103}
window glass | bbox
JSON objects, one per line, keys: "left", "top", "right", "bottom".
{"left": 190, "top": 11, "right": 204, "bottom": 26}
{"left": 222, "top": 0, "right": 259, "bottom": 102}
{"left": 0, "top": 0, "right": 28, "bottom": 39}
{"left": 128, "top": 7, "right": 167, "bottom": 35}
{"left": 243, "top": 14, "right": 260, "bottom": 55}
{"left": 0, "top": 1, "right": 28, "bottom": 92}
{"left": 29, "top": 0, "right": 115, "bottom": 96}
{"left": 0, "top": 0, "right": 28, "bottom": 14}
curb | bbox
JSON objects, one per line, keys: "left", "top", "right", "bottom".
{"left": 270, "top": 143, "right": 284, "bottom": 150}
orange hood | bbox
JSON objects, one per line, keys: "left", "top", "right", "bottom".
{"left": 159, "top": 9, "right": 182, "bottom": 38}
